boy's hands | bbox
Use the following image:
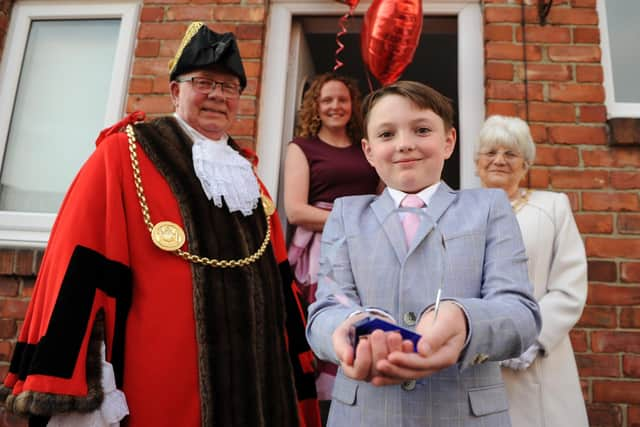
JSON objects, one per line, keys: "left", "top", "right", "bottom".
{"left": 332, "top": 302, "right": 468, "bottom": 386}
{"left": 333, "top": 313, "right": 406, "bottom": 384}
{"left": 375, "top": 301, "right": 467, "bottom": 384}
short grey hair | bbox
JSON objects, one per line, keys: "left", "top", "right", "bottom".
{"left": 476, "top": 115, "right": 536, "bottom": 166}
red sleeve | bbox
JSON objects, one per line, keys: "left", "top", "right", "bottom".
{"left": 2, "top": 127, "right": 134, "bottom": 417}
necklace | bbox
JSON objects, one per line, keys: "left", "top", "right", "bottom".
{"left": 510, "top": 189, "right": 531, "bottom": 213}
{"left": 126, "top": 124, "right": 273, "bottom": 268}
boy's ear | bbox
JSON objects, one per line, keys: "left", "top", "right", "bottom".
{"left": 361, "top": 138, "right": 375, "bottom": 166}
{"left": 443, "top": 127, "right": 457, "bottom": 159}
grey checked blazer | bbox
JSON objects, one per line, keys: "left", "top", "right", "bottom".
{"left": 306, "top": 183, "right": 541, "bottom": 427}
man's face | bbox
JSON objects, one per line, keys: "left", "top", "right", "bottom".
{"left": 362, "top": 94, "right": 456, "bottom": 193}
{"left": 170, "top": 68, "right": 241, "bottom": 140}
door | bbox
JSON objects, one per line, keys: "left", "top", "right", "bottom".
{"left": 257, "top": 2, "right": 483, "bottom": 205}
{"left": 276, "top": 20, "right": 316, "bottom": 234}
{"left": 301, "top": 15, "right": 460, "bottom": 189}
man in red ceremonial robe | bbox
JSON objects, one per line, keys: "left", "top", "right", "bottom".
{"left": 0, "top": 21, "right": 320, "bottom": 427}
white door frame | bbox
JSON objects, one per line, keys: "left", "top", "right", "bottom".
{"left": 257, "top": 0, "right": 484, "bottom": 201}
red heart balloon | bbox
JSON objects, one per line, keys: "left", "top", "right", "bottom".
{"left": 361, "top": 0, "right": 422, "bottom": 86}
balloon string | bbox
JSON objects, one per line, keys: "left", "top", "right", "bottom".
{"left": 333, "top": 5, "right": 355, "bottom": 72}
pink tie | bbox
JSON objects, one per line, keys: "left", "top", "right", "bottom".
{"left": 401, "top": 194, "right": 425, "bottom": 246}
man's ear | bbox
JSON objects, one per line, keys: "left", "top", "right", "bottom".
{"left": 361, "top": 138, "right": 374, "bottom": 166}
{"left": 443, "top": 127, "right": 457, "bottom": 159}
{"left": 169, "top": 81, "right": 180, "bottom": 108}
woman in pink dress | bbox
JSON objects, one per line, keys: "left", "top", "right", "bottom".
{"left": 283, "top": 73, "right": 379, "bottom": 424}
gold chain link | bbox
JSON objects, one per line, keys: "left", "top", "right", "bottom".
{"left": 511, "top": 188, "right": 532, "bottom": 213}
{"left": 125, "top": 124, "right": 271, "bottom": 268}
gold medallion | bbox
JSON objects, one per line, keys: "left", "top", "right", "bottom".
{"left": 261, "top": 194, "right": 275, "bottom": 216}
{"left": 151, "top": 221, "right": 186, "bottom": 251}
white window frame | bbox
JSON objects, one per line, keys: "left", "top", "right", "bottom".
{"left": 597, "top": 0, "right": 640, "bottom": 118}
{"left": 256, "top": 0, "right": 484, "bottom": 201}
{"left": 0, "top": 1, "right": 139, "bottom": 248}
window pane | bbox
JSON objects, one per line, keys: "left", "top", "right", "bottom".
{"left": 605, "top": 0, "right": 640, "bottom": 102}
{"left": 0, "top": 19, "right": 120, "bottom": 213}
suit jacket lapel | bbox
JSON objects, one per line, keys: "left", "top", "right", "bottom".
{"left": 371, "top": 190, "right": 406, "bottom": 263}
{"left": 410, "top": 182, "right": 457, "bottom": 252}
{"left": 427, "top": 182, "right": 457, "bottom": 226}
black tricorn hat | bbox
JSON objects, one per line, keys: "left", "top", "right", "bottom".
{"left": 168, "top": 22, "right": 247, "bottom": 89}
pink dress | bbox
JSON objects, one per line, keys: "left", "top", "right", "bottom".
{"left": 287, "top": 136, "right": 379, "bottom": 400}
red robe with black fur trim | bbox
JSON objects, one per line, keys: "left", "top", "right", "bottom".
{"left": 1, "top": 112, "right": 320, "bottom": 427}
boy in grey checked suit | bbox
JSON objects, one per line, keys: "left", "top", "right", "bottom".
{"left": 306, "top": 81, "right": 541, "bottom": 426}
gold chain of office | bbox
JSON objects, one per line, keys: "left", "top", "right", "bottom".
{"left": 125, "top": 124, "right": 273, "bottom": 268}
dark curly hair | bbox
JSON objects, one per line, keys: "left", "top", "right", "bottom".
{"left": 296, "top": 73, "right": 363, "bottom": 143}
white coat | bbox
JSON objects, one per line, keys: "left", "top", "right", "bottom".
{"left": 502, "top": 190, "right": 589, "bottom": 427}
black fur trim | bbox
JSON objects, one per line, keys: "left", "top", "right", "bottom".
{"left": 132, "top": 117, "right": 299, "bottom": 426}
{"left": 9, "top": 247, "right": 130, "bottom": 381}
{"left": 4, "top": 312, "right": 106, "bottom": 416}
{"left": 2, "top": 245, "right": 132, "bottom": 418}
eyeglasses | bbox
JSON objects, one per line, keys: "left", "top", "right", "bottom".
{"left": 176, "top": 77, "right": 241, "bottom": 98}
{"left": 479, "top": 149, "right": 522, "bottom": 162}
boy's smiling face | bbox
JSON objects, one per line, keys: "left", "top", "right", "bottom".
{"left": 362, "top": 94, "right": 456, "bottom": 194}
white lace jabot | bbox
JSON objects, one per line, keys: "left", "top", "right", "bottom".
{"left": 174, "top": 114, "right": 261, "bottom": 216}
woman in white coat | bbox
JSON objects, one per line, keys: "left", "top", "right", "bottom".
{"left": 475, "top": 115, "right": 589, "bottom": 427}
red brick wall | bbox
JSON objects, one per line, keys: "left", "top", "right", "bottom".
{"left": 485, "top": 1, "right": 640, "bottom": 426}
{"left": 0, "top": 250, "right": 39, "bottom": 427}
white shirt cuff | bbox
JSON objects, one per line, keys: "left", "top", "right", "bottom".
{"left": 347, "top": 307, "right": 396, "bottom": 322}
